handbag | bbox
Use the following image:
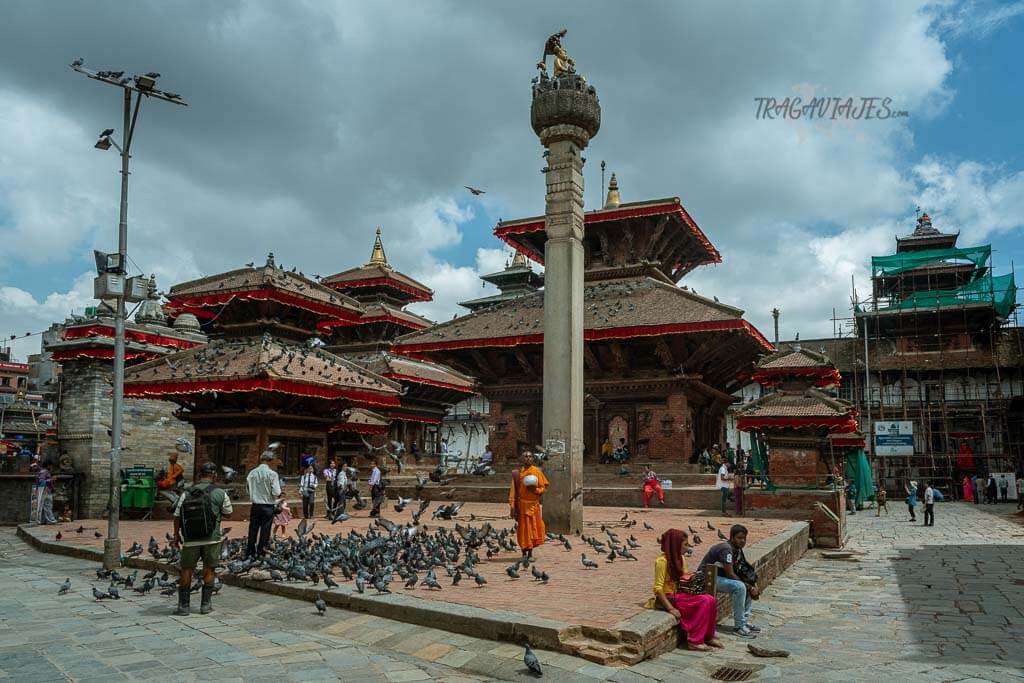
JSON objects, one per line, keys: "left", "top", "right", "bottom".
{"left": 678, "top": 571, "right": 707, "bottom": 595}
{"left": 735, "top": 555, "right": 758, "bottom": 587}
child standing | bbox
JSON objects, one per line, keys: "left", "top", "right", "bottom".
{"left": 273, "top": 488, "right": 292, "bottom": 537}
{"left": 875, "top": 486, "right": 888, "bottom": 516}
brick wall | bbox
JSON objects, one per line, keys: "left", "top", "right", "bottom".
{"left": 57, "top": 359, "right": 194, "bottom": 517}
{"left": 768, "top": 445, "right": 830, "bottom": 486}
{"left": 487, "top": 401, "right": 529, "bottom": 463}
{"left": 745, "top": 487, "right": 846, "bottom": 548}
{"left": 634, "top": 393, "right": 693, "bottom": 460}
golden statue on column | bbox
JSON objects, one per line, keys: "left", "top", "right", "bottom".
{"left": 537, "top": 29, "right": 575, "bottom": 76}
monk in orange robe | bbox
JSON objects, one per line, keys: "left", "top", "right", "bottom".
{"left": 509, "top": 451, "right": 549, "bottom": 558}
{"left": 157, "top": 453, "right": 184, "bottom": 490}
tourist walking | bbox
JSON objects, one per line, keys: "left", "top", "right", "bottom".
{"left": 923, "top": 481, "right": 935, "bottom": 526}
{"left": 245, "top": 449, "right": 281, "bottom": 558}
{"left": 322, "top": 459, "right": 338, "bottom": 516}
{"left": 299, "top": 465, "right": 318, "bottom": 519}
{"left": 998, "top": 475, "right": 1009, "bottom": 503}
{"left": 698, "top": 524, "right": 759, "bottom": 639}
{"left": 368, "top": 457, "right": 384, "bottom": 517}
{"left": 645, "top": 529, "right": 722, "bottom": 651}
{"left": 971, "top": 474, "right": 980, "bottom": 504}
{"left": 716, "top": 461, "right": 732, "bottom": 515}
{"left": 642, "top": 465, "right": 665, "bottom": 508}
{"left": 509, "top": 451, "right": 549, "bottom": 559}
{"left": 173, "top": 462, "right": 232, "bottom": 615}
{"left": 985, "top": 475, "right": 997, "bottom": 504}
{"left": 905, "top": 480, "right": 918, "bottom": 522}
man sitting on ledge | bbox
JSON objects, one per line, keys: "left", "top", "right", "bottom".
{"left": 698, "top": 524, "right": 760, "bottom": 639}
{"left": 157, "top": 452, "right": 184, "bottom": 490}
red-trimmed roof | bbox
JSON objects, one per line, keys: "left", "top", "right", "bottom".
{"left": 62, "top": 324, "right": 204, "bottom": 351}
{"left": 494, "top": 198, "right": 722, "bottom": 267}
{"left": 321, "top": 265, "right": 433, "bottom": 303}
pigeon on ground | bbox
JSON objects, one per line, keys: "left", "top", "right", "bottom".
{"left": 693, "top": 533, "right": 703, "bottom": 545}
{"left": 524, "top": 643, "right": 543, "bottom": 677}
{"left": 94, "top": 531, "right": 102, "bottom": 538}
{"left": 323, "top": 574, "right": 338, "bottom": 589}
{"left": 717, "top": 529, "right": 727, "bottom": 541}
{"left": 474, "top": 574, "right": 487, "bottom": 587}
{"left": 55, "top": 532, "right": 62, "bottom": 540}
{"left": 506, "top": 565, "right": 520, "bottom": 579}
{"left": 581, "top": 554, "right": 598, "bottom": 569}
{"left": 314, "top": 593, "right": 326, "bottom": 616}
{"left": 620, "top": 512, "right": 629, "bottom": 521}
{"left": 76, "top": 526, "right": 85, "bottom": 534}
{"left": 643, "top": 521, "right": 654, "bottom": 530}
{"left": 706, "top": 521, "right": 715, "bottom": 531}
{"left": 107, "top": 585, "right": 121, "bottom": 600}
{"left": 58, "top": 578, "right": 71, "bottom": 595}
{"left": 688, "top": 525, "right": 698, "bottom": 534}
{"left": 92, "top": 587, "right": 109, "bottom": 601}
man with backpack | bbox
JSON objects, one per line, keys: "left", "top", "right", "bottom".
{"left": 173, "top": 462, "right": 232, "bottom": 616}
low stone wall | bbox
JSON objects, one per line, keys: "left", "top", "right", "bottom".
{"left": 746, "top": 487, "right": 846, "bottom": 548}
{"left": 17, "top": 519, "right": 809, "bottom": 665}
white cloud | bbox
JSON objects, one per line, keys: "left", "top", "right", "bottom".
{"left": 0, "top": 271, "right": 94, "bottom": 360}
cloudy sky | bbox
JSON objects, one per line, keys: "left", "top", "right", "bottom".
{"left": 2, "top": 0, "right": 1023, "bottom": 362}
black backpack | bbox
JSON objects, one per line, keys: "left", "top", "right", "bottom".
{"left": 180, "top": 483, "right": 219, "bottom": 541}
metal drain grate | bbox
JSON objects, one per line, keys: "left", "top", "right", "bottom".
{"left": 710, "top": 666, "right": 755, "bottom": 681}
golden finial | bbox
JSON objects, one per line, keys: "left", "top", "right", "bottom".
{"left": 511, "top": 250, "right": 529, "bottom": 268}
{"left": 604, "top": 172, "right": 620, "bottom": 208}
{"left": 367, "top": 227, "right": 390, "bottom": 268}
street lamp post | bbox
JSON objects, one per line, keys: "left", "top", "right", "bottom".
{"left": 70, "top": 60, "right": 186, "bottom": 569}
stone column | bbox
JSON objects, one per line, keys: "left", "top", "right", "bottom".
{"left": 531, "top": 72, "right": 600, "bottom": 534}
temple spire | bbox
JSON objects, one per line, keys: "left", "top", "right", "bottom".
{"left": 367, "top": 227, "right": 390, "bottom": 268}
{"left": 510, "top": 250, "right": 529, "bottom": 269}
{"left": 604, "top": 172, "right": 620, "bottom": 208}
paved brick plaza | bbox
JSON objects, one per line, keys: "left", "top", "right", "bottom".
{"left": 7, "top": 502, "right": 1023, "bottom": 681}
{"left": 37, "top": 502, "right": 795, "bottom": 628}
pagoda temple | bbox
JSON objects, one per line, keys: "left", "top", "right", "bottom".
{"left": 320, "top": 229, "right": 476, "bottom": 457}
{"left": 459, "top": 250, "right": 543, "bottom": 312}
{"left": 737, "top": 348, "right": 859, "bottom": 547}
{"left": 123, "top": 254, "right": 402, "bottom": 476}
{"left": 43, "top": 278, "right": 206, "bottom": 515}
{"left": 393, "top": 179, "right": 773, "bottom": 463}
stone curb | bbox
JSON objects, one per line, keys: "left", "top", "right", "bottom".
{"left": 16, "top": 520, "right": 809, "bottom": 666}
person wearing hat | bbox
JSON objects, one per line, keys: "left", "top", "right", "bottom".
{"left": 173, "top": 461, "right": 232, "bottom": 616}
{"left": 508, "top": 451, "right": 549, "bottom": 559}
{"left": 245, "top": 448, "right": 282, "bottom": 558}
{"left": 904, "top": 480, "right": 918, "bottom": 522}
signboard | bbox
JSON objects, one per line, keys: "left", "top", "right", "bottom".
{"left": 874, "top": 421, "right": 914, "bottom": 456}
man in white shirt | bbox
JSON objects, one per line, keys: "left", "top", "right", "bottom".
{"left": 923, "top": 481, "right": 935, "bottom": 527}
{"left": 322, "top": 459, "right": 338, "bottom": 517}
{"left": 717, "top": 462, "right": 732, "bottom": 516}
{"left": 368, "top": 457, "right": 383, "bottom": 517}
{"left": 245, "top": 450, "right": 281, "bottom": 558}
{"left": 299, "top": 466, "right": 319, "bottom": 519}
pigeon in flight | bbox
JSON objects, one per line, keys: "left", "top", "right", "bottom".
{"left": 71, "top": 57, "right": 84, "bottom": 67}
{"left": 144, "top": 72, "right": 161, "bottom": 78}
{"left": 464, "top": 185, "right": 486, "bottom": 196}
{"left": 100, "top": 128, "right": 114, "bottom": 138}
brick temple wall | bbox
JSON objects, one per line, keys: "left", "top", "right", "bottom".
{"left": 57, "top": 360, "right": 194, "bottom": 517}
{"left": 634, "top": 393, "right": 694, "bottom": 460}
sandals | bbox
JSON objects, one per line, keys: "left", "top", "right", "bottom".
{"left": 687, "top": 642, "right": 710, "bottom": 651}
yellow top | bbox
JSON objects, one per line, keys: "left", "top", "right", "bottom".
{"left": 367, "top": 227, "right": 390, "bottom": 268}
{"left": 644, "top": 553, "right": 686, "bottom": 609}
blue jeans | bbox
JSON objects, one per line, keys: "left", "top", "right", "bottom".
{"left": 716, "top": 577, "right": 753, "bottom": 629}
{"left": 720, "top": 487, "right": 729, "bottom": 513}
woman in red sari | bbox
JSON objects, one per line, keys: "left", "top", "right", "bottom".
{"left": 645, "top": 528, "right": 723, "bottom": 651}
{"left": 962, "top": 474, "right": 975, "bottom": 503}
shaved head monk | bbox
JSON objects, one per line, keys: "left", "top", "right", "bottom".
{"left": 509, "top": 451, "right": 549, "bottom": 558}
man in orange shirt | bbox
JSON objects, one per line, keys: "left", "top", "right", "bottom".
{"left": 158, "top": 453, "right": 185, "bottom": 490}
{"left": 509, "top": 451, "right": 549, "bottom": 559}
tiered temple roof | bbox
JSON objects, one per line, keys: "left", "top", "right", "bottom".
{"left": 321, "top": 228, "right": 433, "bottom": 305}
{"left": 737, "top": 349, "right": 857, "bottom": 435}
{"left": 459, "top": 251, "right": 543, "bottom": 312}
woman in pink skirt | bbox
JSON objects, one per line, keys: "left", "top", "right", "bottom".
{"left": 645, "top": 528, "right": 723, "bottom": 651}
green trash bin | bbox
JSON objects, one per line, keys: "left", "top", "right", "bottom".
{"left": 132, "top": 477, "right": 157, "bottom": 509}
{"left": 120, "top": 483, "right": 136, "bottom": 509}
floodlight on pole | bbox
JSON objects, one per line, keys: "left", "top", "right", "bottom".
{"left": 70, "top": 57, "right": 187, "bottom": 570}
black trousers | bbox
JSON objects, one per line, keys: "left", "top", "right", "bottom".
{"left": 370, "top": 485, "right": 384, "bottom": 515}
{"left": 246, "top": 503, "right": 276, "bottom": 558}
{"left": 325, "top": 482, "right": 337, "bottom": 514}
{"left": 302, "top": 494, "right": 314, "bottom": 519}
{"left": 924, "top": 503, "right": 934, "bottom": 526}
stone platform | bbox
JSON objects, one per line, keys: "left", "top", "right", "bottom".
{"left": 20, "top": 502, "right": 807, "bottom": 665}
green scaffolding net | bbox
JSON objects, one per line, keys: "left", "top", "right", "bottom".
{"left": 893, "top": 273, "right": 1017, "bottom": 318}
{"left": 871, "top": 245, "right": 991, "bottom": 278}
{"left": 844, "top": 448, "right": 876, "bottom": 506}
